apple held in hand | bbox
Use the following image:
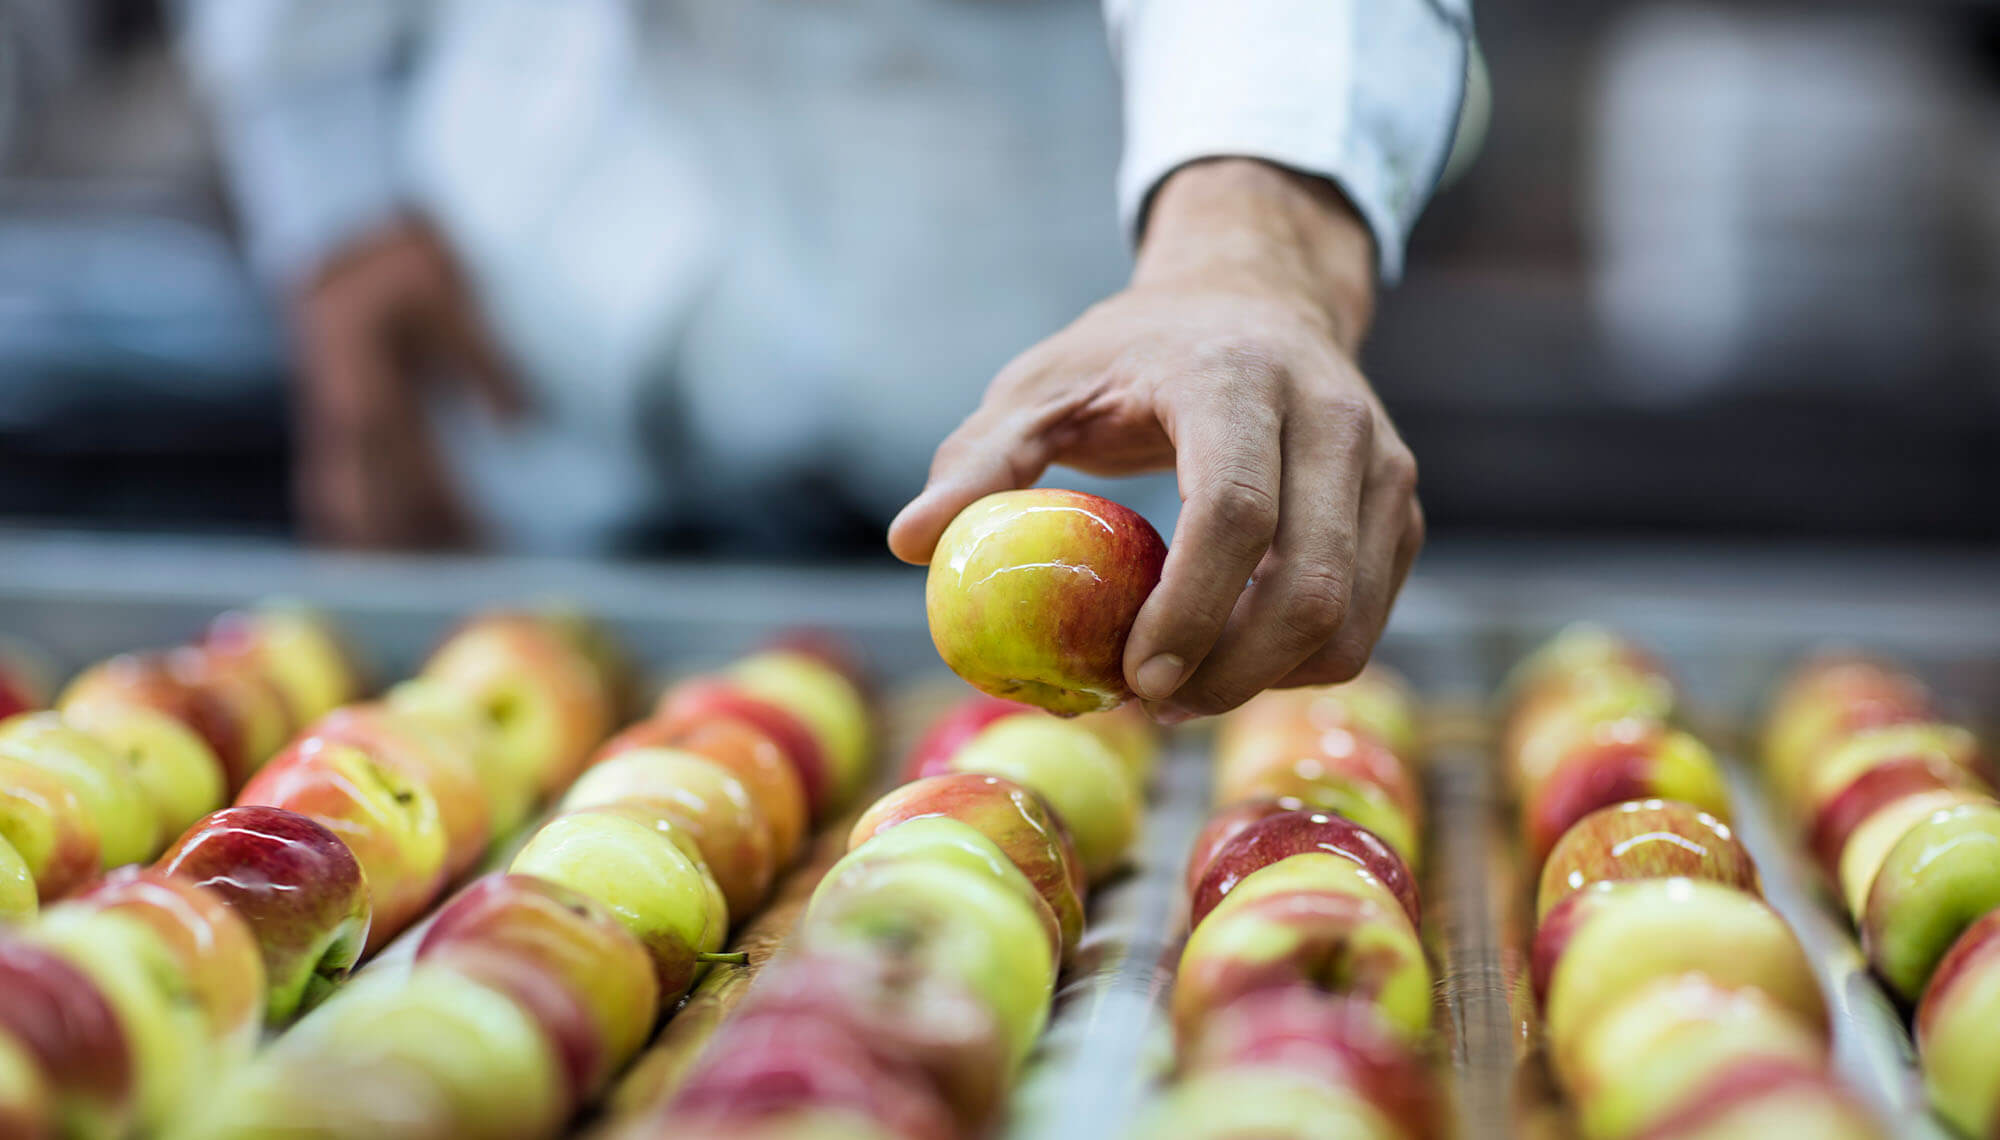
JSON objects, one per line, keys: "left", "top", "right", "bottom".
{"left": 205, "top": 603, "right": 364, "bottom": 726}
{"left": 0, "top": 754, "right": 99, "bottom": 899}
{"left": 597, "top": 716, "right": 808, "bottom": 865}
{"left": 851, "top": 773, "right": 1085, "bottom": 954}
{"left": 306, "top": 703, "right": 493, "bottom": 880}
{"left": 947, "top": 714, "right": 1139, "bottom": 881}
{"left": 57, "top": 704, "right": 225, "bottom": 848}
{"left": 1537, "top": 799, "right": 1758, "bottom": 921}
{"left": 1861, "top": 799, "right": 2000, "bottom": 1001}
{"left": 511, "top": 806, "right": 728, "bottom": 1003}
{"left": 1564, "top": 974, "right": 1828, "bottom": 1140}
{"left": 154, "top": 806, "right": 370, "bottom": 1026}
{"left": 421, "top": 613, "right": 617, "bottom": 798}
{"left": 1189, "top": 808, "right": 1418, "bottom": 929}
{"left": 735, "top": 950, "right": 1010, "bottom": 1130}
{"left": 1628, "top": 1059, "right": 1884, "bottom": 1140}
{"left": 236, "top": 735, "right": 448, "bottom": 951}
{"left": 1180, "top": 987, "right": 1440, "bottom": 1140}
{"left": 0, "top": 712, "right": 159, "bottom": 868}
{"left": 1915, "top": 910, "right": 2000, "bottom": 1139}
{"left": 656, "top": 679, "right": 833, "bottom": 821}
{"left": 1532, "top": 879, "right": 1824, "bottom": 1081}
{"left": 799, "top": 855, "right": 1056, "bottom": 1068}
{"left": 1133, "top": 1063, "right": 1406, "bottom": 1140}
{"left": 67, "top": 869, "right": 265, "bottom": 1054}
{"left": 560, "top": 747, "right": 777, "bottom": 919}
{"left": 418, "top": 873, "right": 660, "bottom": 1099}
{"left": 1173, "top": 853, "right": 1432, "bottom": 1046}
{"left": 1520, "top": 718, "right": 1729, "bottom": 864}
{"left": 925, "top": 489, "right": 1167, "bottom": 717}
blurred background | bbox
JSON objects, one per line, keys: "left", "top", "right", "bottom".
{"left": 0, "top": 0, "right": 1994, "bottom": 558}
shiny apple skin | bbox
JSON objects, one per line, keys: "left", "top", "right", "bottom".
{"left": 0, "top": 754, "right": 101, "bottom": 899}
{"left": 1628, "top": 1058, "right": 1885, "bottom": 1140}
{"left": 154, "top": 805, "right": 371, "bottom": 1026}
{"left": 1915, "top": 910, "right": 2000, "bottom": 1139}
{"left": 421, "top": 613, "right": 616, "bottom": 798}
{"left": 1537, "top": 799, "right": 1758, "bottom": 920}
{"left": 1861, "top": 799, "right": 2000, "bottom": 1001}
{"left": 69, "top": 868, "right": 266, "bottom": 1051}
{"left": 1520, "top": 719, "right": 1729, "bottom": 864}
{"left": 901, "top": 695, "right": 1028, "bottom": 782}
{"left": 656, "top": 678, "right": 833, "bottom": 820}
{"left": 1190, "top": 808, "right": 1418, "bottom": 929}
{"left": 925, "top": 489, "right": 1167, "bottom": 716}
{"left": 597, "top": 716, "right": 808, "bottom": 865}
{"left": 0, "top": 938, "right": 133, "bottom": 1139}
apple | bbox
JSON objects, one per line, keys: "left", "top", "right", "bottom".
{"left": 1565, "top": 974, "right": 1828, "bottom": 1140}
{"left": 59, "top": 652, "right": 263, "bottom": 792}
{"left": 1860, "top": 799, "right": 2000, "bottom": 1001}
{"left": 0, "top": 754, "right": 99, "bottom": 899}
{"left": 510, "top": 806, "right": 729, "bottom": 1004}
{"left": 727, "top": 650, "right": 873, "bottom": 810}
{"left": 1627, "top": 1059, "right": 1884, "bottom": 1140}
{"left": 28, "top": 907, "right": 215, "bottom": 1134}
{"left": 0, "top": 937, "right": 132, "bottom": 1139}
{"left": 1800, "top": 722, "right": 1983, "bottom": 869}
{"left": 1537, "top": 799, "right": 1758, "bottom": 920}
{"left": 199, "top": 965, "right": 570, "bottom": 1140}
{"left": 924, "top": 488, "right": 1168, "bottom": 716}
{"left": 1532, "top": 879, "right": 1825, "bottom": 1081}
{"left": 733, "top": 949, "right": 1009, "bottom": 1130}
{"left": 205, "top": 603, "right": 364, "bottom": 726}
{"left": 669, "top": 1010, "right": 959, "bottom": 1140}
{"left": 537, "top": 608, "right": 639, "bottom": 723}
{"left": 850, "top": 773, "right": 1085, "bottom": 954}
{"left": 418, "top": 873, "right": 659, "bottom": 1098}
{"left": 306, "top": 702, "right": 493, "bottom": 880}
{"left": 764, "top": 628, "right": 872, "bottom": 697}
{"left": 1520, "top": 718, "right": 1729, "bottom": 863}
{"left": 902, "top": 695, "right": 1028, "bottom": 783}
{"left": 597, "top": 715, "right": 807, "bottom": 864}
{"left": 1173, "top": 853, "right": 1431, "bottom": 1045}
{"left": 1214, "top": 719, "right": 1422, "bottom": 846}
{"left": 946, "top": 714, "right": 1139, "bottom": 881}
{"left": 1915, "top": 909, "right": 2000, "bottom": 1138}
{"left": 0, "top": 712, "right": 159, "bottom": 867}
{"left": 1503, "top": 679, "right": 1677, "bottom": 800}
{"left": 0, "top": 639, "right": 50, "bottom": 720}
{"left": 0, "top": 836, "right": 31, "bottom": 921}
{"left": 1808, "top": 758, "right": 1982, "bottom": 879}
{"left": 1836, "top": 787, "right": 1989, "bottom": 922}
{"left": 1504, "top": 625, "right": 1670, "bottom": 705}
{"left": 385, "top": 678, "right": 537, "bottom": 840}
{"left": 163, "top": 647, "right": 296, "bottom": 783}
{"left": 1179, "top": 987, "right": 1440, "bottom": 1140}
{"left": 1189, "top": 808, "right": 1419, "bottom": 928}
{"left": 421, "top": 612, "right": 617, "bottom": 799}
{"left": 1185, "top": 799, "right": 1296, "bottom": 899}
{"left": 66, "top": 868, "right": 265, "bottom": 1053}
{"left": 1761, "top": 656, "right": 1932, "bottom": 806}
{"left": 0, "top": 1027, "right": 51, "bottom": 1140}
{"left": 819, "top": 816, "right": 1062, "bottom": 959}
{"left": 1131, "top": 1064, "right": 1405, "bottom": 1140}
{"left": 153, "top": 805, "right": 370, "bottom": 1025}
{"left": 559, "top": 746, "right": 777, "bottom": 919}
{"left": 655, "top": 678, "right": 833, "bottom": 820}
{"left": 57, "top": 704, "right": 224, "bottom": 845}
{"left": 799, "top": 855, "right": 1056, "bottom": 1067}
{"left": 236, "top": 734, "right": 448, "bottom": 951}
{"left": 1220, "top": 668, "right": 1422, "bottom": 771}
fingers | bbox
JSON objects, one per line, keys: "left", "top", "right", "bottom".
{"left": 1144, "top": 396, "right": 1371, "bottom": 716}
{"left": 1120, "top": 376, "right": 1285, "bottom": 706}
{"left": 1277, "top": 448, "right": 1422, "bottom": 689}
{"left": 434, "top": 287, "right": 529, "bottom": 420}
{"left": 888, "top": 407, "right": 1055, "bottom": 565}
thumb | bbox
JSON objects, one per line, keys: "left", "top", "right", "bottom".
{"left": 887, "top": 413, "right": 1051, "bottom": 565}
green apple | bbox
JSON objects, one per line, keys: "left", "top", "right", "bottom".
{"left": 728, "top": 650, "right": 873, "bottom": 810}
{"left": 0, "top": 753, "right": 101, "bottom": 899}
{"left": 1837, "top": 787, "right": 1988, "bottom": 921}
{"left": 421, "top": 614, "right": 616, "bottom": 799}
{"left": 386, "top": 678, "right": 536, "bottom": 840}
{"left": 800, "top": 856, "right": 1056, "bottom": 1067}
{"left": 0, "top": 835, "right": 32, "bottom": 922}
{"left": 59, "top": 704, "right": 224, "bottom": 845}
{"left": 1861, "top": 800, "right": 2000, "bottom": 1001}
{"left": 1133, "top": 1065, "right": 1403, "bottom": 1140}
{"left": 948, "top": 715, "right": 1138, "bottom": 881}
{"left": 511, "top": 807, "right": 728, "bottom": 1004}
{"left": 819, "top": 816, "right": 1061, "bottom": 959}
{"left": 0, "top": 712, "right": 159, "bottom": 866}
{"left": 1915, "top": 910, "right": 2000, "bottom": 1138}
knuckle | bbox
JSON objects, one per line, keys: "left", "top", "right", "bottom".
{"left": 1379, "top": 446, "right": 1419, "bottom": 496}
{"left": 1275, "top": 565, "right": 1350, "bottom": 647}
{"left": 1404, "top": 501, "right": 1428, "bottom": 551}
{"left": 1206, "top": 476, "right": 1280, "bottom": 541}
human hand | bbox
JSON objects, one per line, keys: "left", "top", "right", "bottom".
{"left": 290, "top": 218, "right": 524, "bottom": 549}
{"left": 890, "top": 160, "right": 1422, "bottom": 722}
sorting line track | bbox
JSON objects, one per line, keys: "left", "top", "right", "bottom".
{"left": 1428, "top": 744, "right": 1518, "bottom": 1140}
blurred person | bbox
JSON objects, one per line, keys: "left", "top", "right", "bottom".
{"left": 179, "top": 0, "right": 1477, "bottom": 720}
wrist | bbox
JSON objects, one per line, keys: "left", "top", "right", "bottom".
{"left": 1133, "top": 159, "right": 1377, "bottom": 348}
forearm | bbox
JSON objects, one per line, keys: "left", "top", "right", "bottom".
{"left": 1134, "top": 159, "right": 1377, "bottom": 352}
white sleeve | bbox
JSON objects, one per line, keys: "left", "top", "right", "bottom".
{"left": 176, "top": 0, "right": 429, "bottom": 284}
{"left": 1105, "top": 0, "right": 1476, "bottom": 283}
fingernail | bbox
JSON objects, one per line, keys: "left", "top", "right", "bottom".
{"left": 1134, "top": 654, "right": 1187, "bottom": 701}
{"left": 1146, "top": 703, "right": 1195, "bottom": 727}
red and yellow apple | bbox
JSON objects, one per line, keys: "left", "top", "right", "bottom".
{"left": 1628, "top": 1059, "right": 1884, "bottom": 1140}
{"left": 59, "top": 651, "right": 275, "bottom": 792}
{"left": 1860, "top": 799, "right": 2000, "bottom": 1001}
{"left": 0, "top": 836, "right": 31, "bottom": 922}
{"left": 1537, "top": 799, "right": 1758, "bottom": 920}
{"left": 924, "top": 489, "right": 1167, "bottom": 716}
{"left": 1520, "top": 718, "right": 1729, "bottom": 864}
{"left": 57, "top": 703, "right": 224, "bottom": 847}
{"left": 727, "top": 650, "right": 873, "bottom": 810}
{"left": 1800, "top": 722, "right": 1984, "bottom": 871}
{"left": 385, "top": 677, "right": 536, "bottom": 840}
{"left": 0, "top": 1026, "right": 51, "bottom": 1139}
{"left": 154, "top": 805, "right": 371, "bottom": 1025}
{"left": 1915, "top": 909, "right": 2000, "bottom": 1139}
{"left": 1220, "top": 668, "right": 1421, "bottom": 772}
{"left": 656, "top": 679, "right": 832, "bottom": 821}
{"left": 0, "top": 938, "right": 133, "bottom": 1138}
{"left": 1761, "top": 655, "right": 1932, "bottom": 806}
{"left": 0, "top": 753, "right": 100, "bottom": 899}
{"left": 306, "top": 702, "right": 493, "bottom": 880}
{"left": 597, "top": 716, "right": 807, "bottom": 864}
{"left": 1836, "top": 786, "right": 1990, "bottom": 922}
{"left": 205, "top": 603, "right": 363, "bottom": 726}
{"left": 0, "top": 712, "right": 158, "bottom": 868}
{"left": 1132, "top": 1063, "right": 1406, "bottom": 1140}
{"left": 820, "top": 816, "right": 1062, "bottom": 960}
{"left": 421, "top": 613, "right": 616, "bottom": 798}
{"left": 945, "top": 714, "right": 1139, "bottom": 881}
{"left": 1189, "top": 808, "right": 1418, "bottom": 929}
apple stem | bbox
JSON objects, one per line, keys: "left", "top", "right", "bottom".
{"left": 697, "top": 951, "right": 749, "bottom": 966}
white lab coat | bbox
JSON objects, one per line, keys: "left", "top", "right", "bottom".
{"left": 179, "top": 0, "right": 1475, "bottom": 551}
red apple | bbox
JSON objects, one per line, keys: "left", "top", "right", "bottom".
{"left": 1762, "top": 655, "right": 1933, "bottom": 806}
{"left": 205, "top": 604, "right": 365, "bottom": 727}
{"left": 597, "top": 716, "right": 808, "bottom": 864}
{"left": 850, "top": 773, "right": 1085, "bottom": 954}
{"left": 155, "top": 806, "right": 371, "bottom": 1025}
{"left": 1180, "top": 986, "right": 1440, "bottom": 1140}
{"left": 727, "top": 650, "right": 874, "bottom": 811}
{"left": 236, "top": 736, "right": 447, "bottom": 952}
{"left": 656, "top": 678, "right": 833, "bottom": 820}
{"left": 1537, "top": 799, "right": 1758, "bottom": 920}
{"left": 421, "top": 613, "right": 617, "bottom": 798}
{"left": 1221, "top": 668, "right": 1422, "bottom": 772}
{"left": 0, "top": 939, "right": 132, "bottom": 1139}
{"left": 0, "top": 753, "right": 100, "bottom": 899}
{"left": 733, "top": 950, "right": 1010, "bottom": 1130}
{"left": 901, "top": 695, "right": 1028, "bottom": 782}
{"left": 418, "top": 873, "right": 660, "bottom": 1099}
{"left": 1213, "top": 722, "right": 1421, "bottom": 871}
{"left": 0, "top": 1027, "right": 52, "bottom": 1140}
{"left": 1630, "top": 1058, "right": 1884, "bottom": 1140}
{"left": 59, "top": 652, "right": 264, "bottom": 792}
{"left": 1915, "top": 910, "right": 2000, "bottom": 1138}
{"left": 924, "top": 489, "right": 1167, "bottom": 716}
{"left": 1184, "top": 798, "right": 1295, "bottom": 899}
{"left": 1189, "top": 808, "right": 1419, "bottom": 929}
{"left": 305, "top": 702, "right": 494, "bottom": 879}
{"left": 67, "top": 868, "right": 266, "bottom": 1052}
{"left": 1520, "top": 718, "right": 1729, "bottom": 863}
